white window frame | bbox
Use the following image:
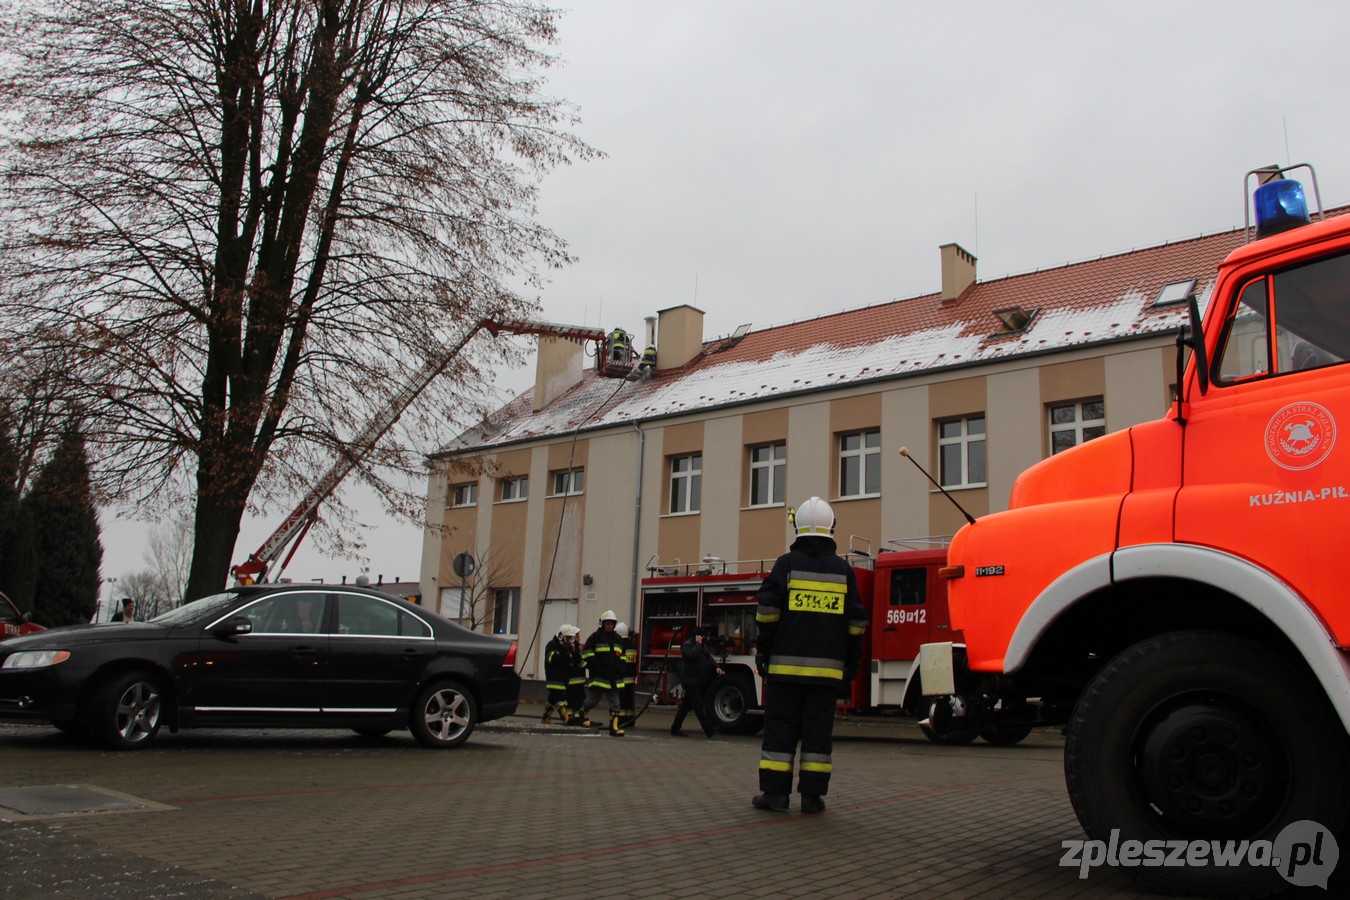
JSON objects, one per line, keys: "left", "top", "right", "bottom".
{"left": 748, "top": 442, "right": 786, "bottom": 507}
{"left": 669, "top": 453, "right": 702, "bottom": 514}
{"left": 550, "top": 467, "right": 585, "bottom": 496}
{"left": 838, "top": 429, "right": 881, "bottom": 498}
{"left": 499, "top": 475, "right": 528, "bottom": 502}
{"left": 1048, "top": 398, "right": 1106, "bottom": 455}
{"left": 937, "top": 415, "right": 987, "bottom": 488}
{"left": 492, "top": 588, "right": 520, "bottom": 636}
{"left": 438, "top": 586, "right": 469, "bottom": 620}
{"left": 450, "top": 482, "right": 478, "bottom": 508}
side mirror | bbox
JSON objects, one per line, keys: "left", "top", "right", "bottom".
{"left": 211, "top": 617, "right": 253, "bottom": 639}
{"left": 20, "top": 611, "right": 32, "bottom": 624}
{"left": 1185, "top": 293, "right": 1210, "bottom": 396}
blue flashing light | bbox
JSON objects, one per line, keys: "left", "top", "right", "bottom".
{"left": 1253, "top": 178, "right": 1310, "bottom": 238}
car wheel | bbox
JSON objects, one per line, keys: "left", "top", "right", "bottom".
{"left": 89, "top": 670, "right": 163, "bottom": 750}
{"left": 706, "top": 675, "right": 755, "bottom": 734}
{"left": 1066, "top": 630, "right": 1350, "bottom": 897}
{"left": 409, "top": 682, "right": 477, "bottom": 748}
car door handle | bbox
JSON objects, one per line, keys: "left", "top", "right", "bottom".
{"left": 403, "top": 648, "right": 420, "bottom": 656}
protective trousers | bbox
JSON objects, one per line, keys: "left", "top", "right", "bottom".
{"left": 670, "top": 682, "right": 712, "bottom": 736}
{"left": 758, "top": 680, "right": 837, "bottom": 796}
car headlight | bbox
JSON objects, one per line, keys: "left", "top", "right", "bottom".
{"left": 2, "top": 649, "right": 71, "bottom": 669}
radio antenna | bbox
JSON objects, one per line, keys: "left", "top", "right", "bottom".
{"left": 899, "top": 447, "right": 976, "bottom": 525}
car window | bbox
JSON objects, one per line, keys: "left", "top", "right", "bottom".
{"left": 156, "top": 592, "right": 241, "bottom": 626}
{"left": 336, "top": 594, "right": 431, "bottom": 638}
{"left": 240, "top": 592, "right": 328, "bottom": 635}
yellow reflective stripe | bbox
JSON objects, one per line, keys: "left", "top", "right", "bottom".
{"left": 768, "top": 664, "right": 843, "bottom": 680}
{"left": 848, "top": 624, "right": 866, "bottom": 635}
{"left": 788, "top": 577, "right": 846, "bottom": 594}
{"left": 800, "top": 761, "right": 833, "bottom": 773}
{"left": 758, "top": 759, "right": 793, "bottom": 772}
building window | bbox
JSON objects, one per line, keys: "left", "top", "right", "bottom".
{"left": 450, "top": 482, "right": 478, "bottom": 507}
{"left": 669, "top": 453, "right": 702, "bottom": 513}
{"left": 551, "top": 467, "right": 584, "bottom": 496}
{"left": 438, "top": 587, "right": 469, "bottom": 620}
{"left": 938, "top": 415, "right": 986, "bottom": 488}
{"left": 492, "top": 588, "right": 520, "bottom": 635}
{"left": 839, "top": 429, "right": 880, "bottom": 497}
{"left": 749, "top": 443, "right": 786, "bottom": 507}
{"left": 1049, "top": 399, "right": 1106, "bottom": 454}
{"left": 499, "top": 475, "right": 528, "bottom": 502}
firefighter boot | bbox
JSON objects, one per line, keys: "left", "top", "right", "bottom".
{"left": 609, "top": 715, "right": 626, "bottom": 737}
{"left": 751, "top": 793, "right": 789, "bottom": 812}
{"left": 559, "top": 707, "right": 572, "bottom": 726}
{"left": 801, "top": 794, "right": 826, "bottom": 814}
{"left": 541, "top": 705, "right": 554, "bottom": 725}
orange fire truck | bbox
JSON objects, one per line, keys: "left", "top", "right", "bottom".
{"left": 638, "top": 542, "right": 1034, "bottom": 744}
{"left": 920, "top": 164, "right": 1350, "bottom": 896}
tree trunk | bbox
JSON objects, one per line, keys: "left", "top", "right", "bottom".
{"left": 183, "top": 487, "right": 248, "bottom": 602}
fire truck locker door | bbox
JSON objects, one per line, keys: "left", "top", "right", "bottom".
{"left": 870, "top": 565, "right": 934, "bottom": 707}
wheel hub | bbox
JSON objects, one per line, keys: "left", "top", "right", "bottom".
{"left": 1138, "top": 701, "right": 1283, "bottom": 835}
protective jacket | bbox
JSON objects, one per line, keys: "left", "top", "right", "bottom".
{"left": 755, "top": 535, "right": 867, "bottom": 687}
{"left": 544, "top": 636, "right": 571, "bottom": 693}
{"left": 583, "top": 626, "right": 625, "bottom": 690}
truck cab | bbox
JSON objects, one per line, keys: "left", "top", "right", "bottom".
{"left": 922, "top": 165, "right": 1350, "bottom": 896}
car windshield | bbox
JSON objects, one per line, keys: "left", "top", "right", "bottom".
{"left": 149, "top": 592, "right": 241, "bottom": 626}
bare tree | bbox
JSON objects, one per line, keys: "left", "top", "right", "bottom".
{"left": 144, "top": 509, "right": 195, "bottom": 608}
{"left": 0, "top": 0, "right": 596, "bottom": 600}
{"left": 440, "top": 544, "right": 512, "bottom": 632}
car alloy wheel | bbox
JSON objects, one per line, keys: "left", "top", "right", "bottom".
{"left": 410, "top": 682, "right": 478, "bottom": 749}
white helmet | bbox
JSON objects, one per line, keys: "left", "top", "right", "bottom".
{"left": 615, "top": 622, "right": 630, "bottom": 638}
{"left": 564, "top": 624, "right": 581, "bottom": 639}
{"left": 600, "top": 609, "right": 618, "bottom": 623}
{"left": 790, "top": 496, "right": 836, "bottom": 536}
{"left": 556, "top": 624, "right": 574, "bottom": 640}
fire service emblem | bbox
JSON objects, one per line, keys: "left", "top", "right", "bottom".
{"left": 1265, "top": 402, "right": 1337, "bottom": 470}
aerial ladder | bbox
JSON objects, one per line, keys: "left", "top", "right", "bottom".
{"left": 231, "top": 319, "right": 617, "bottom": 585}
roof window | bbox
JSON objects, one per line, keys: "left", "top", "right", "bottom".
{"left": 991, "top": 306, "right": 1038, "bottom": 335}
{"left": 1153, "top": 278, "right": 1196, "bottom": 307}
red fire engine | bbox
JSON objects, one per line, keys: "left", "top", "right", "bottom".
{"left": 637, "top": 541, "right": 1034, "bottom": 744}
{"left": 0, "top": 590, "right": 42, "bottom": 641}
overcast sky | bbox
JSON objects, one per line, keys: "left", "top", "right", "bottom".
{"left": 101, "top": 0, "right": 1350, "bottom": 598}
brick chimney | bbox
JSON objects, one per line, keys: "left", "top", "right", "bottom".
{"left": 656, "top": 305, "right": 705, "bottom": 370}
{"left": 940, "top": 243, "right": 977, "bottom": 304}
{"left": 533, "top": 335, "right": 587, "bottom": 411}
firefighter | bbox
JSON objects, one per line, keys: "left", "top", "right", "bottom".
{"left": 615, "top": 621, "right": 639, "bottom": 729}
{"left": 563, "top": 625, "right": 588, "bottom": 724}
{"left": 542, "top": 624, "right": 577, "bottom": 725}
{"left": 581, "top": 609, "right": 627, "bottom": 736}
{"left": 751, "top": 497, "right": 867, "bottom": 814}
{"left": 637, "top": 345, "right": 657, "bottom": 378}
{"left": 606, "top": 327, "right": 632, "bottom": 369}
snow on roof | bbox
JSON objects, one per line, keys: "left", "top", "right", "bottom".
{"left": 440, "top": 225, "right": 1253, "bottom": 455}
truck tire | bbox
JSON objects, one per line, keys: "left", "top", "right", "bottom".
{"left": 978, "top": 719, "right": 1032, "bottom": 746}
{"left": 706, "top": 675, "right": 755, "bottom": 734}
{"left": 1065, "top": 630, "right": 1349, "bottom": 897}
{"left": 919, "top": 696, "right": 979, "bottom": 745}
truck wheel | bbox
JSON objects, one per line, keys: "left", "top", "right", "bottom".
{"left": 88, "top": 669, "right": 163, "bottom": 750}
{"left": 707, "top": 675, "right": 755, "bottom": 734}
{"left": 1066, "top": 630, "right": 1349, "bottom": 897}
{"left": 918, "top": 696, "right": 979, "bottom": 745}
{"left": 409, "top": 682, "right": 477, "bottom": 748}
{"left": 979, "top": 720, "right": 1032, "bottom": 746}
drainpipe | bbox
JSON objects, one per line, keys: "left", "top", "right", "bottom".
{"left": 628, "top": 420, "right": 646, "bottom": 625}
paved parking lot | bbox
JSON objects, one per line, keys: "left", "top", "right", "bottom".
{"left": 0, "top": 706, "right": 1331, "bottom": 898}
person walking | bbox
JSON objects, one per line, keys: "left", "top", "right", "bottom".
{"left": 542, "top": 624, "right": 578, "bottom": 725}
{"left": 751, "top": 497, "right": 867, "bottom": 814}
{"left": 564, "top": 626, "right": 588, "bottom": 725}
{"left": 580, "top": 610, "right": 627, "bottom": 736}
{"left": 615, "top": 622, "right": 639, "bottom": 729}
{"left": 111, "top": 598, "right": 135, "bottom": 623}
{"left": 670, "top": 626, "right": 723, "bottom": 738}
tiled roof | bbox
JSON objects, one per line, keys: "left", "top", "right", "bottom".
{"left": 436, "top": 219, "right": 1305, "bottom": 454}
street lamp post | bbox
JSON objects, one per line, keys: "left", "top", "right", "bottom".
{"left": 101, "top": 577, "right": 117, "bottom": 623}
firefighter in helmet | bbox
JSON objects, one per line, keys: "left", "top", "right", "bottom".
{"left": 615, "top": 621, "right": 639, "bottom": 729}
{"left": 563, "top": 625, "right": 587, "bottom": 724}
{"left": 581, "top": 609, "right": 627, "bottom": 736}
{"left": 606, "top": 327, "right": 633, "bottom": 370}
{"left": 542, "top": 624, "right": 578, "bottom": 725}
{"left": 751, "top": 497, "right": 867, "bottom": 813}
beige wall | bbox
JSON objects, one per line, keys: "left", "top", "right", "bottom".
{"left": 422, "top": 337, "right": 1186, "bottom": 681}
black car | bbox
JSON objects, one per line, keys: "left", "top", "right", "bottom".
{"left": 0, "top": 584, "right": 520, "bottom": 750}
